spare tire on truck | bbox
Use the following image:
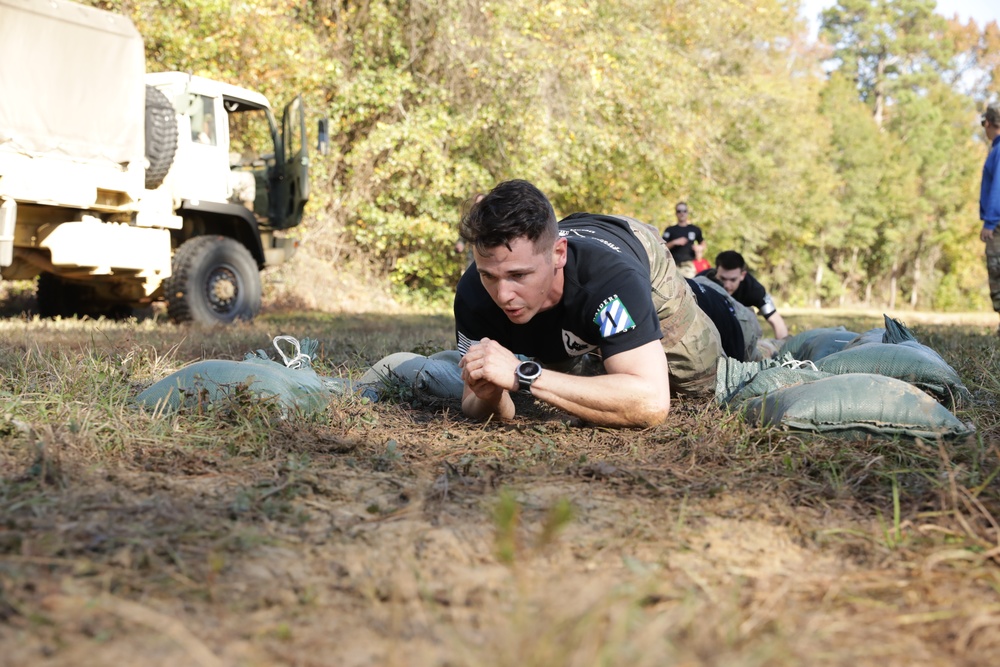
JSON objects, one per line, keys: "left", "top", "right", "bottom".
{"left": 165, "top": 236, "right": 262, "bottom": 325}
{"left": 144, "top": 85, "right": 178, "bottom": 190}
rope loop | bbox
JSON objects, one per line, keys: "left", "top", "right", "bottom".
{"left": 273, "top": 336, "right": 311, "bottom": 369}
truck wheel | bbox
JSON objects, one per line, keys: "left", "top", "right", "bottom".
{"left": 145, "top": 85, "right": 178, "bottom": 190}
{"left": 166, "top": 236, "right": 262, "bottom": 325}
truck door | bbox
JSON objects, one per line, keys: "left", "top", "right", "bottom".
{"left": 272, "top": 96, "right": 308, "bottom": 230}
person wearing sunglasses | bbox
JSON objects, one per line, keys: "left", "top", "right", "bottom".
{"left": 980, "top": 104, "right": 1000, "bottom": 336}
{"left": 661, "top": 202, "right": 705, "bottom": 279}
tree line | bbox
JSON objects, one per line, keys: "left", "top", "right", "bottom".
{"left": 103, "top": 0, "right": 1000, "bottom": 310}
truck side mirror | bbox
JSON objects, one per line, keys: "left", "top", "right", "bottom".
{"left": 317, "top": 118, "right": 329, "bottom": 156}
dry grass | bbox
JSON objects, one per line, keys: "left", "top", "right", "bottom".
{"left": 0, "top": 295, "right": 999, "bottom": 666}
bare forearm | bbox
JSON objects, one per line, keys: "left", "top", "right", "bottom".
{"left": 462, "top": 388, "right": 515, "bottom": 421}
{"left": 768, "top": 312, "right": 789, "bottom": 339}
{"left": 458, "top": 338, "right": 670, "bottom": 427}
{"left": 529, "top": 371, "right": 669, "bottom": 428}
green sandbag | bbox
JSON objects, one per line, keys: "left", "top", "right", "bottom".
{"left": 720, "top": 363, "right": 832, "bottom": 406}
{"left": 715, "top": 355, "right": 822, "bottom": 404}
{"left": 816, "top": 316, "right": 972, "bottom": 409}
{"left": 136, "top": 357, "right": 332, "bottom": 417}
{"left": 847, "top": 314, "right": 929, "bottom": 349}
{"left": 741, "top": 373, "right": 974, "bottom": 440}
{"left": 844, "top": 329, "right": 884, "bottom": 348}
{"left": 136, "top": 337, "right": 333, "bottom": 417}
{"left": 780, "top": 327, "right": 859, "bottom": 362}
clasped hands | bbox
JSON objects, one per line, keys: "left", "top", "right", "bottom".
{"left": 458, "top": 338, "right": 521, "bottom": 399}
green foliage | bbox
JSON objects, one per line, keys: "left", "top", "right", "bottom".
{"left": 81, "top": 0, "right": 1000, "bottom": 310}
{"left": 493, "top": 488, "right": 521, "bottom": 565}
{"left": 821, "top": 0, "right": 953, "bottom": 125}
{"left": 816, "top": 0, "right": 989, "bottom": 309}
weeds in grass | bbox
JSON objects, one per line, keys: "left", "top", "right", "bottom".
{"left": 372, "top": 369, "right": 415, "bottom": 404}
{"left": 373, "top": 439, "right": 403, "bottom": 471}
{"left": 493, "top": 488, "right": 574, "bottom": 566}
{"left": 2, "top": 314, "right": 1000, "bottom": 665}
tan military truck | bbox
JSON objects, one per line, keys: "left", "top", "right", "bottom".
{"left": 0, "top": 0, "right": 322, "bottom": 324}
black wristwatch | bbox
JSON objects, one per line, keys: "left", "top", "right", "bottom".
{"left": 515, "top": 360, "right": 542, "bottom": 393}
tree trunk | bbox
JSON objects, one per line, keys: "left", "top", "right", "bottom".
{"left": 814, "top": 260, "right": 824, "bottom": 308}
{"left": 910, "top": 254, "right": 921, "bottom": 309}
{"left": 873, "top": 53, "right": 886, "bottom": 129}
{"left": 839, "top": 247, "right": 860, "bottom": 306}
{"left": 889, "top": 257, "right": 897, "bottom": 310}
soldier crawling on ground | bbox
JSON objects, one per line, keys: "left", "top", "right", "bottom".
{"left": 698, "top": 250, "right": 788, "bottom": 340}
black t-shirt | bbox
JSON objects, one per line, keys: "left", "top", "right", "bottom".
{"left": 454, "top": 214, "right": 662, "bottom": 364}
{"left": 697, "top": 267, "right": 777, "bottom": 319}
{"left": 661, "top": 223, "right": 703, "bottom": 264}
{"left": 685, "top": 278, "right": 746, "bottom": 361}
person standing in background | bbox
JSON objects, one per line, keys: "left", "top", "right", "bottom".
{"left": 979, "top": 104, "right": 1000, "bottom": 336}
{"left": 661, "top": 202, "right": 705, "bottom": 278}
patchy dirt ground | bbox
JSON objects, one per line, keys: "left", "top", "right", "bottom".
{"left": 1, "top": 310, "right": 999, "bottom": 666}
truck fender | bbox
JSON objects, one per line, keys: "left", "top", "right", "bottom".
{"left": 177, "top": 200, "right": 265, "bottom": 267}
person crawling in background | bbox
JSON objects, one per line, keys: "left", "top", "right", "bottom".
{"left": 453, "top": 179, "right": 725, "bottom": 428}
{"left": 698, "top": 250, "right": 789, "bottom": 340}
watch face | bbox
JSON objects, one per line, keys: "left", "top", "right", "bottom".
{"left": 518, "top": 361, "right": 542, "bottom": 379}
{"left": 516, "top": 361, "right": 542, "bottom": 391}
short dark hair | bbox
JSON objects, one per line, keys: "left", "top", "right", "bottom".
{"left": 715, "top": 250, "right": 747, "bottom": 271}
{"left": 459, "top": 180, "right": 557, "bottom": 253}
{"left": 985, "top": 104, "right": 1000, "bottom": 127}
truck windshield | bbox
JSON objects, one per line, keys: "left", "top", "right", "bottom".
{"left": 228, "top": 106, "right": 273, "bottom": 166}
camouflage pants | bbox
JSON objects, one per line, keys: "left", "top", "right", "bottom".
{"left": 987, "top": 235, "right": 1000, "bottom": 313}
{"left": 613, "top": 216, "right": 724, "bottom": 397}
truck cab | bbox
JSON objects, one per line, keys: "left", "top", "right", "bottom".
{"left": 0, "top": 0, "right": 315, "bottom": 325}
{"left": 141, "top": 72, "right": 311, "bottom": 323}
{"left": 145, "top": 72, "right": 309, "bottom": 234}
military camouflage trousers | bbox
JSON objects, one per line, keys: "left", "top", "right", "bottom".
{"left": 616, "top": 216, "right": 723, "bottom": 397}
{"left": 986, "top": 234, "right": 1000, "bottom": 313}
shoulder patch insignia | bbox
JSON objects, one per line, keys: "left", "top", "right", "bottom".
{"left": 594, "top": 297, "right": 636, "bottom": 338}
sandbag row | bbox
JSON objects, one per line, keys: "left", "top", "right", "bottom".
{"left": 134, "top": 337, "right": 466, "bottom": 419}
{"left": 716, "top": 315, "right": 974, "bottom": 440}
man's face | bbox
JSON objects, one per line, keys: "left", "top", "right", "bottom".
{"left": 715, "top": 266, "right": 746, "bottom": 295}
{"left": 985, "top": 117, "right": 1000, "bottom": 141}
{"left": 675, "top": 205, "right": 689, "bottom": 225}
{"left": 474, "top": 235, "right": 567, "bottom": 324}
